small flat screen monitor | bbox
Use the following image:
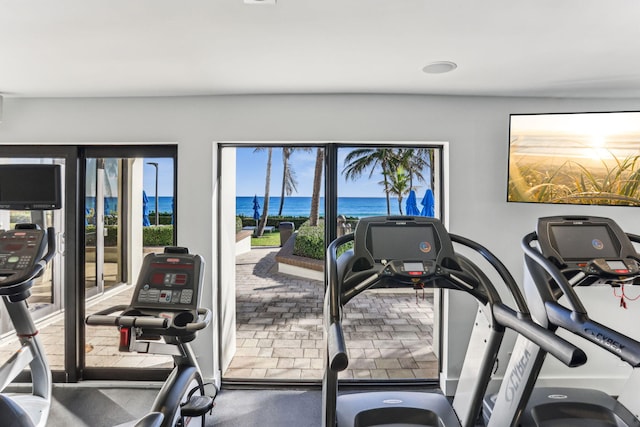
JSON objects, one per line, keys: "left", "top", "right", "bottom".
{"left": 549, "top": 224, "right": 620, "bottom": 261}
{"left": 367, "top": 224, "right": 438, "bottom": 262}
{"left": 0, "top": 164, "right": 62, "bottom": 210}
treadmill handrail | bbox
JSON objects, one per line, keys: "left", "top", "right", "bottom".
{"left": 327, "top": 322, "right": 348, "bottom": 372}
{"left": 452, "top": 233, "right": 530, "bottom": 314}
{"left": 326, "top": 233, "right": 353, "bottom": 322}
{"left": 545, "top": 300, "right": 640, "bottom": 367}
{"left": 522, "top": 232, "right": 588, "bottom": 314}
{"left": 492, "top": 303, "right": 586, "bottom": 367}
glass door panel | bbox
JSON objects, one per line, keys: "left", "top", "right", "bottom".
{"left": 85, "top": 158, "right": 123, "bottom": 298}
{"left": 337, "top": 145, "right": 441, "bottom": 381}
{"left": 83, "top": 153, "right": 177, "bottom": 372}
{"left": 0, "top": 157, "right": 66, "bottom": 369}
{"left": 224, "top": 145, "right": 326, "bottom": 381}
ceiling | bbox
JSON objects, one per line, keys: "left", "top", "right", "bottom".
{"left": 1, "top": 1, "right": 640, "bottom": 98}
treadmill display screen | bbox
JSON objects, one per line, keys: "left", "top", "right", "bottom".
{"left": 549, "top": 225, "right": 620, "bottom": 261}
{"left": 368, "top": 225, "right": 438, "bottom": 262}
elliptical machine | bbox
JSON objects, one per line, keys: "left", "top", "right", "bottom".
{"left": 86, "top": 246, "right": 215, "bottom": 427}
{"left": 486, "top": 216, "right": 640, "bottom": 426}
{"left": 322, "top": 216, "right": 586, "bottom": 427}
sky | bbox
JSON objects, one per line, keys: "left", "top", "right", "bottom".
{"left": 235, "top": 147, "right": 431, "bottom": 198}
{"left": 143, "top": 158, "right": 174, "bottom": 197}
{"left": 139, "top": 149, "right": 433, "bottom": 198}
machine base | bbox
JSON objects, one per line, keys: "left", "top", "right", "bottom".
{"left": 484, "top": 387, "right": 640, "bottom": 427}
{"left": 336, "top": 391, "right": 460, "bottom": 427}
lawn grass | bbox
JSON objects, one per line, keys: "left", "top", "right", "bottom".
{"left": 251, "top": 231, "right": 281, "bottom": 247}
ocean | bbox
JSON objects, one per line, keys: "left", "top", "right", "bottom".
{"left": 237, "top": 196, "right": 408, "bottom": 218}
{"left": 87, "top": 196, "right": 174, "bottom": 214}
{"left": 89, "top": 196, "right": 418, "bottom": 218}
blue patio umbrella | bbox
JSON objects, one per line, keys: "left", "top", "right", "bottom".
{"left": 420, "top": 188, "right": 435, "bottom": 217}
{"left": 405, "top": 189, "right": 421, "bottom": 216}
{"left": 142, "top": 191, "right": 150, "bottom": 226}
{"left": 252, "top": 195, "right": 261, "bottom": 226}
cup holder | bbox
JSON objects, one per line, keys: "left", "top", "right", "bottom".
{"left": 173, "top": 311, "right": 195, "bottom": 327}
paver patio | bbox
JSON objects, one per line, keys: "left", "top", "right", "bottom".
{"left": 0, "top": 246, "right": 439, "bottom": 381}
{"left": 225, "top": 246, "right": 438, "bottom": 381}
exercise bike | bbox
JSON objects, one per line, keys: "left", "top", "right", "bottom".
{"left": 0, "top": 224, "right": 56, "bottom": 427}
{"left": 0, "top": 163, "right": 62, "bottom": 427}
{"left": 86, "top": 246, "right": 215, "bottom": 427}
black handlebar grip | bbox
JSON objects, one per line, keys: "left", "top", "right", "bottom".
{"left": 133, "top": 317, "right": 169, "bottom": 329}
{"left": 328, "top": 322, "right": 348, "bottom": 372}
{"left": 85, "top": 314, "right": 122, "bottom": 326}
{"left": 85, "top": 315, "right": 168, "bottom": 329}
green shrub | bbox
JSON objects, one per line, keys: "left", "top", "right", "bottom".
{"left": 235, "top": 217, "right": 243, "bottom": 233}
{"left": 85, "top": 225, "right": 118, "bottom": 246}
{"left": 143, "top": 225, "right": 174, "bottom": 246}
{"left": 85, "top": 225, "right": 174, "bottom": 247}
{"left": 293, "top": 220, "right": 325, "bottom": 260}
{"left": 148, "top": 212, "right": 173, "bottom": 225}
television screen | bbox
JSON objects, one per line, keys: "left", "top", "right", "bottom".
{"left": 367, "top": 224, "right": 438, "bottom": 262}
{"left": 549, "top": 224, "right": 620, "bottom": 261}
{"left": 0, "top": 164, "right": 62, "bottom": 210}
{"left": 507, "top": 111, "right": 640, "bottom": 206}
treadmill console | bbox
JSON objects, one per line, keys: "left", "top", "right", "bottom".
{"left": 0, "top": 228, "right": 46, "bottom": 282}
{"left": 536, "top": 216, "right": 640, "bottom": 282}
{"left": 347, "top": 216, "right": 458, "bottom": 287}
{"left": 129, "top": 248, "right": 204, "bottom": 317}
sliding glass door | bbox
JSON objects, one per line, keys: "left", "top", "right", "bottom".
{"left": 0, "top": 156, "right": 66, "bottom": 336}
{"left": 220, "top": 142, "right": 444, "bottom": 384}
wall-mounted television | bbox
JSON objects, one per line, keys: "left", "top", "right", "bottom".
{"left": 507, "top": 111, "right": 640, "bottom": 207}
{"left": 0, "top": 164, "right": 62, "bottom": 210}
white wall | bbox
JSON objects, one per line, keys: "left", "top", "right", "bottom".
{"left": 2, "top": 94, "right": 640, "bottom": 387}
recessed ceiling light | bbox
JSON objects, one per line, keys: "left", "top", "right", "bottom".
{"left": 422, "top": 61, "right": 457, "bottom": 74}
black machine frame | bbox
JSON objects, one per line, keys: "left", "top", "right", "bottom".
{"left": 486, "top": 215, "right": 640, "bottom": 427}
{"left": 322, "top": 216, "right": 585, "bottom": 427}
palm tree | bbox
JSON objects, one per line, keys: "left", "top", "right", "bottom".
{"left": 385, "top": 166, "right": 410, "bottom": 215}
{"left": 309, "top": 148, "right": 324, "bottom": 227}
{"left": 396, "top": 148, "right": 431, "bottom": 191}
{"left": 278, "top": 147, "right": 312, "bottom": 216}
{"left": 255, "top": 147, "right": 272, "bottom": 237}
{"left": 342, "top": 148, "right": 397, "bottom": 215}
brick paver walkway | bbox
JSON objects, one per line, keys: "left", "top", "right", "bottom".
{"left": 0, "top": 246, "right": 438, "bottom": 381}
{"left": 225, "top": 247, "right": 438, "bottom": 381}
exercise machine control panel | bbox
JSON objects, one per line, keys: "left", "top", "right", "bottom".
{"left": 380, "top": 260, "right": 437, "bottom": 284}
{"left": 586, "top": 258, "right": 639, "bottom": 277}
{"left": 0, "top": 228, "right": 46, "bottom": 280}
{"left": 537, "top": 216, "right": 640, "bottom": 282}
{"left": 130, "top": 248, "right": 204, "bottom": 315}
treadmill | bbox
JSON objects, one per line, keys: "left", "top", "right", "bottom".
{"left": 486, "top": 215, "right": 640, "bottom": 426}
{"left": 322, "top": 216, "right": 586, "bottom": 427}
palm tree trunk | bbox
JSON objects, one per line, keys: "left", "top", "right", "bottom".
{"left": 257, "top": 148, "right": 272, "bottom": 236}
{"left": 384, "top": 178, "right": 391, "bottom": 215}
{"left": 278, "top": 154, "right": 288, "bottom": 216}
{"left": 309, "top": 149, "right": 324, "bottom": 227}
